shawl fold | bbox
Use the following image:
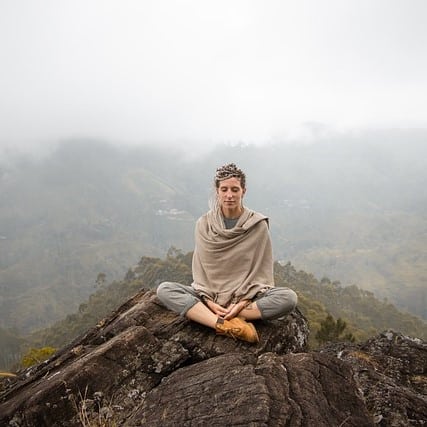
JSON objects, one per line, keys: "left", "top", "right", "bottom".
{"left": 191, "top": 206, "right": 274, "bottom": 306}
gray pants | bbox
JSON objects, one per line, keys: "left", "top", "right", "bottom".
{"left": 156, "top": 281, "right": 298, "bottom": 320}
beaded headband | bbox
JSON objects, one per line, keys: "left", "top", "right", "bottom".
{"left": 214, "top": 163, "right": 246, "bottom": 187}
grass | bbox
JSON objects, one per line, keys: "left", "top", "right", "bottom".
{"left": 69, "top": 386, "right": 118, "bottom": 427}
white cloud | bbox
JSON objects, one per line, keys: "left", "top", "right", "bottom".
{"left": 1, "top": 0, "right": 426, "bottom": 152}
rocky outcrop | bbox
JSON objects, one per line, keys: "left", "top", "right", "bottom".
{"left": 0, "top": 288, "right": 425, "bottom": 426}
{"left": 320, "top": 331, "right": 427, "bottom": 426}
{"left": 125, "top": 351, "right": 372, "bottom": 426}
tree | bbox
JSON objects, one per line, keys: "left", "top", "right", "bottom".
{"left": 166, "top": 246, "right": 184, "bottom": 260}
{"left": 315, "top": 313, "right": 356, "bottom": 345}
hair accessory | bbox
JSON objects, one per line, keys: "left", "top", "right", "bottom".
{"left": 215, "top": 163, "right": 245, "bottom": 186}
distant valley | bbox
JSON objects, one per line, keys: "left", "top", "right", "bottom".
{"left": 0, "top": 131, "right": 426, "bottom": 338}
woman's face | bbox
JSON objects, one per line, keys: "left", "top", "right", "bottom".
{"left": 216, "top": 177, "right": 246, "bottom": 217}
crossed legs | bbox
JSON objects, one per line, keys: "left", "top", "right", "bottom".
{"left": 156, "top": 281, "right": 297, "bottom": 326}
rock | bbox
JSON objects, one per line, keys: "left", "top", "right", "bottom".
{"left": 125, "top": 352, "right": 372, "bottom": 426}
{"left": 0, "top": 289, "right": 308, "bottom": 426}
{"left": 0, "top": 289, "right": 425, "bottom": 426}
{"left": 319, "top": 330, "right": 427, "bottom": 426}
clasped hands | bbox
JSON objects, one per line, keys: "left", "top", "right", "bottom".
{"left": 205, "top": 299, "right": 251, "bottom": 320}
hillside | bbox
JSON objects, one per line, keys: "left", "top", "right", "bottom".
{"left": 1, "top": 250, "right": 426, "bottom": 370}
{"left": 0, "top": 133, "right": 426, "bottom": 339}
{"left": 0, "top": 142, "right": 196, "bottom": 333}
{"left": 30, "top": 251, "right": 427, "bottom": 352}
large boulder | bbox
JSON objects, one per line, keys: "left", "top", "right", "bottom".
{"left": 125, "top": 351, "right": 373, "bottom": 426}
{"left": 0, "top": 289, "right": 309, "bottom": 426}
{"left": 1, "top": 289, "right": 425, "bottom": 426}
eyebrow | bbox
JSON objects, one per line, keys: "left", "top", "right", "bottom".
{"left": 220, "top": 185, "right": 240, "bottom": 190}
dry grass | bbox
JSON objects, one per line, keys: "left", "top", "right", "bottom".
{"left": 69, "top": 386, "right": 118, "bottom": 427}
{"left": 347, "top": 350, "right": 379, "bottom": 369}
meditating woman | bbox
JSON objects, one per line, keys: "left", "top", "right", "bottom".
{"left": 157, "top": 163, "right": 297, "bottom": 343}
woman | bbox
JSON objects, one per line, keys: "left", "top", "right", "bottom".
{"left": 157, "top": 163, "right": 297, "bottom": 343}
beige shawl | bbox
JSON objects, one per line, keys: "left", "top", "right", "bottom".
{"left": 191, "top": 206, "right": 274, "bottom": 306}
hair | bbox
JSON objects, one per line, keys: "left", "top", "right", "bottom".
{"left": 209, "top": 163, "right": 246, "bottom": 211}
{"left": 214, "top": 163, "right": 246, "bottom": 189}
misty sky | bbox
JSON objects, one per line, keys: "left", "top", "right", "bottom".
{"left": 1, "top": 0, "right": 426, "bottom": 153}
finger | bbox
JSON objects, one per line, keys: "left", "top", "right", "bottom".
{"left": 213, "top": 306, "right": 228, "bottom": 316}
{"left": 223, "top": 305, "right": 241, "bottom": 320}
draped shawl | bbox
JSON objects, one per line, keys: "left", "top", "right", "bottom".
{"left": 191, "top": 206, "right": 274, "bottom": 306}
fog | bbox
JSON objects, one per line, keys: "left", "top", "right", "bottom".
{"left": 1, "top": 0, "right": 427, "bottom": 155}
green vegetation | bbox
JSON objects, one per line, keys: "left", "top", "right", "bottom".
{"left": 1, "top": 136, "right": 426, "bottom": 367}
{"left": 26, "top": 251, "right": 426, "bottom": 356}
{"left": 315, "top": 314, "right": 355, "bottom": 345}
{"left": 30, "top": 251, "right": 193, "bottom": 350}
{"left": 275, "top": 261, "right": 427, "bottom": 346}
{"left": 1, "top": 250, "right": 425, "bottom": 370}
{"left": 1, "top": 137, "right": 426, "bottom": 337}
{"left": 21, "top": 347, "right": 57, "bottom": 368}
